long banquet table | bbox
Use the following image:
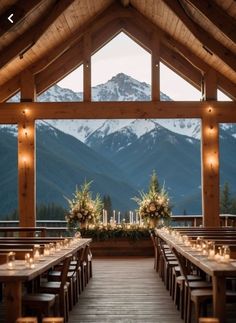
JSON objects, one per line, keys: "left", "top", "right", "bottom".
{"left": 0, "top": 238, "right": 91, "bottom": 323}
{"left": 156, "top": 229, "right": 236, "bottom": 323}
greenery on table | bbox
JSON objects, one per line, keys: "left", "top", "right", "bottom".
{"left": 79, "top": 226, "right": 150, "bottom": 241}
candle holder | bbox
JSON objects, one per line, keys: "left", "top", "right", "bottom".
{"left": 7, "top": 252, "right": 15, "bottom": 270}
{"left": 33, "top": 244, "right": 41, "bottom": 261}
{"left": 25, "top": 253, "right": 31, "bottom": 268}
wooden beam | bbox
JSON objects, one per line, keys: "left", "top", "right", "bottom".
{"left": 0, "top": 0, "right": 76, "bottom": 70}
{"left": 83, "top": 33, "right": 91, "bottom": 102}
{"left": 201, "top": 68, "right": 219, "bottom": 227}
{"left": 185, "top": 0, "right": 236, "bottom": 44}
{"left": 160, "top": 46, "right": 202, "bottom": 91}
{"left": 36, "top": 42, "right": 83, "bottom": 94}
{"left": 201, "top": 115, "right": 220, "bottom": 227}
{"left": 20, "top": 70, "right": 36, "bottom": 102}
{"left": 0, "top": 0, "right": 47, "bottom": 38}
{"left": 19, "top": 70, "right": 36, "bottom": 227}
{"left": 162, "top": 0, "right": 236, "bottom": 71}
{"left": 36, "top": 19, "right": 123, "bottom": 95}
{"left": 0, "top": 101, "right": 236, "bottom": 122}
{"left": 151, "top": 33, "right": 160, "bottom": 101}
{"left": 203, "top": 69, "right": 217, "bottom": 101}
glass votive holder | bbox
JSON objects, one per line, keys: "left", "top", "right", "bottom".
{"left": 29, "top": 257, "right": 35, "bottom": 269}
{"left": 43, "top": 244, "right": 50, "bottom": 256}
{"left": 25, "top": 252, "right": 31, "bottom": 268}
{"left": 207, "top": 242, "right": 215, "bottom": 260}
{"left": 7, "top": 252, "right": 15, "bottom": 270}
{"left": 33, "top": 244, "right": 41, "bottom": 261}
{"left": 223, "top": 245, "right": 230, "bottom": 263}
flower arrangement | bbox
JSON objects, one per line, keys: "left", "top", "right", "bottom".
{"left": 133, "top": 171, "right": 171, "bottom": 227}
{"left": 65, "top": 181, "right": 103, "bottom": 230}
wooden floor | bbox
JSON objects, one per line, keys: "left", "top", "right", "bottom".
{"left": 69, "top": 258, "right": 183, "bottom": 323}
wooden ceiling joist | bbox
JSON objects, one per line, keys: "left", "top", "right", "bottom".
{"left": 162, "top": 0, "right": 236, "bottom": 71}
{"left": 0, "top": 1, "right": 235, "bottom": 102}
{"left": 0, "top": 0, "right": 47, "bottom": 38}
{"left": 0, "top": 0, "right": 76, "bottom": 70}
{"left": 185, "top": 0, "right": 236, "bottom": 44}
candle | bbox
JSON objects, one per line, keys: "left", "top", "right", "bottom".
{"left": 29, "top": 257, "right": 35, "bottom": 269}
{"left": 118, "top": 211, "right": 120, "bottom": 224}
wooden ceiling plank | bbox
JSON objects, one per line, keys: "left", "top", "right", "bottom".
{"left": 1, "top": 2, "right": 235, "bottom": 102}
{"left": 162, "top": 0, "right": 236, "bottom": 71}
{"left": 0, "top": 0, "right": 76, "bottom": 70}
{"left": 185, "top": 0, "right": 236, "bottom": 43}
{"left": 0, "top": 0, "right": 47, "bottom": 38}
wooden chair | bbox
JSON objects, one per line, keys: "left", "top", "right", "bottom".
{"left": 22, "top": 293, "right": 57, "bottom": 322}
{"left": 171, "top": 247, "right": 212, "bottom": 323}
{"left": 16, "top": 318, "right": 38, "bottom": 323}
{"left": 150, "top": 231, "right": 158, "bottom": 271}
{"left": 39, "top": 255, "right": 72, "bottom": 322}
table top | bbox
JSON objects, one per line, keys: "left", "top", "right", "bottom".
{"left": 0, "top": 238, "right": 91, "bottom": 282}
{"left": 156, "top": 229, "right": 236, "bottom": 277}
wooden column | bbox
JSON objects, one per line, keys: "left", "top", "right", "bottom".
{"left": 201, "top": 69, "right": 220, "bottom": 227}
{"left": 83, "top": 33, "right": 91, "bottom": 101}
{"left": 18, "top": 70, "right": 36, "bottom": 227}
{"left": 151, "top": 33, "right": 160, "bottom": 101}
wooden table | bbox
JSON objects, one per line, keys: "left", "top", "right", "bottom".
{"left": 0, "top": 238, "right": 91, "bottom": 323}
{"left": 156, "top": 229, "right": 236, "bottom": 323}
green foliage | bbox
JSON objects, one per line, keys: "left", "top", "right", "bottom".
{"left": 80, "top": 227, "right": 150, "bottom": 241}
{"left": 149, "top": 170, "right": 160, "bottom": 193}
{"left": 37, "top": 203, "right": 66, "bottom": 220}
{"left": 220, "top": 182, "right": 233, "bottom": 214}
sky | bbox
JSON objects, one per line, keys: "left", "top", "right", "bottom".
{"left": 58, "top": 32, "right": 231, "bottom": 101}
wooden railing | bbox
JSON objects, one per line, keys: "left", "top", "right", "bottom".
{"left": 0, "top": 215, "right": 235, "bottom": 236}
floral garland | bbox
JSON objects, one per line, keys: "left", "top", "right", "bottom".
{"left": 65, "top": 181, "right": 103, "bottom": 230}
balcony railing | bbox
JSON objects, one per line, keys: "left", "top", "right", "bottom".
{"left": 0, "top": 214, "right": 235, "bottom": 229}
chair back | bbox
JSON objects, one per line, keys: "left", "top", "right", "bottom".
{"left": 60, "top": 255, "right": 72, "bottom": 291}
{"left": 171, "top": 247, "right": 190, "bottom": 287}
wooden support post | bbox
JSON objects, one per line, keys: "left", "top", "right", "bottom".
{"left": 83, "top": 33, "right": 91, "bottom": 102}
{"left": 151, "top": 33, "right": 160, "bottom": 101}
{"left": 203, "top": 69, "right": 217, "bottom": 101}
{"left": 19, "top": 70, "right": 36, "bottom": 227}
{"left": 201, "top": 68, "right": 219, "bottom": 227}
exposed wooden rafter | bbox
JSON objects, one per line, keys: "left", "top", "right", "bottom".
{"left": 0, "top": 0, "right": 47, "bottom": 38}
{"left": 0, "top": 2, "right": 235, "bottom": 102}
{"left": 162, "top": 0, "right": 236, "bottom": 71}
{"left": 0, "top": 0, "right": 76, "bottom": 70}
{"left": 185, "top": 0, "right": 236, "bottom": 44}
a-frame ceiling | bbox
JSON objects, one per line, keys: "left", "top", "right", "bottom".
{"left": 0, "top": 0, "right": 235, "bottom": 102}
